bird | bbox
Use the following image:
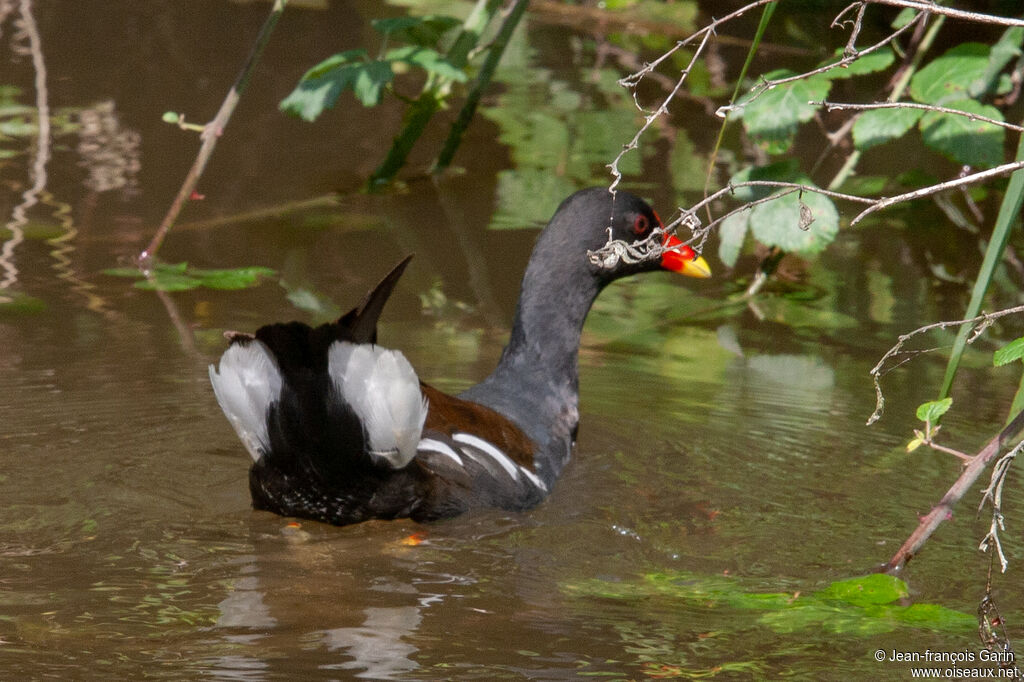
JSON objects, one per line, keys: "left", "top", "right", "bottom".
{"left": 209, "top": 187, "right": 710, "bottom": 526}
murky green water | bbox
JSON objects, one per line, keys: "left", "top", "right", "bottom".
{"left": 2, "top": 1, "right": 1023, "bottom": 679}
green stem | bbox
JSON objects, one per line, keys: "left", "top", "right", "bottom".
{"left": 434, "top": 0, "right": 529, "bottom": 174}
{"left": 368, "top": 93, "right": 443, "bottom": 189}
{"left": 703, "top": 1, "right": 776, "bottom": 205}
{"left": 368, "top": 0, "right": 503, "bottom": 190}
{"left": 938, "top": 121, "right": 1024, "bottom": 400}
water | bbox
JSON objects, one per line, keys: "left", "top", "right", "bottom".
{"left": 2, "top": 0, "right": 1023, "bottom": 678}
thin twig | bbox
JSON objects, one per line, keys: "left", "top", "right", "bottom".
{"left": 867, "top": 305, "right": 1024, "bottom": 426}
{"left": 820, "top": 100, "right": 1024, "bottom": 133}
{"left": 139, "top": 0, "right": 288, "bottom": 266}
{"left": 851, "top": 160, "right": 1024, "bottom": 225}
{"left": 864, "top": 0, "right": 1024, "bottom": 27}
{"left": 885, "top": 411, "right": 1024, "bottom": 574}
{"left": 609, "top": 27, "right": 715, "bottom": 194}
{"left": 716, "top": 8, "right": 925, "bottom": 118}
{"left": 978, "top": 442, "right": 1021, "bottom": 573}
{"left": 617, "top": 0, "right": 777, "bottom": 87}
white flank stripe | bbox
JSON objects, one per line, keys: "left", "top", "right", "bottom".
{"left": 417, "top": 438, "right": 464, "bottom": 467}
{"left": 452, "top": 433, "right": 520, "bottom": 481}
{"left": 519, "top": 467, "right": 547, "bottom": 492}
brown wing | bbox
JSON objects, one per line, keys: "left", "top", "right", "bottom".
{"left": 419, "top": 383, "right": 536, "bottom": 470}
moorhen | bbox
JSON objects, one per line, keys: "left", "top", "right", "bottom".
{"left": 209, "top": 188, "right": 710, "bottom": 526}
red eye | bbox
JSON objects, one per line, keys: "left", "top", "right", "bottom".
{"left": 632, "top": 214, "right": 650, "bottom": 235}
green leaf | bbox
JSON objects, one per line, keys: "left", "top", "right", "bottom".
{"left": 736, "top": 70, "right": 832, "bottom": 154}
{"left": 972, "top": 27, "right": 1024, "bottom": 98}
{"left": 351, "top": 60, "right": 395, "bottom": 106}
{"left": 892, "top": 7, "right": 916, "bottom": 29}
{"left": 749, "top": 184, "right": 839, "bottom": 254}
{"left": 104, "top": 262, "right": 275, "bottom": 292}
{"left": 717, "top": 211, "right": 748, "bottom": 268}
{"left": 994, "top": 337, "right": 1024, "bottom": 366}
{"left": 371, "top": 16, "right": 423, "bottom": 35}
{"left": 279, "top": 50, "right": 393, "bottom": 120}
{"left": 823, "top": 47, "right": 895, "bottom": 78}
{"left": 919, "top": 99, "right": 1005, "bottom": 168}
{"left": 372, "top": 15, "right": 462, "bottom": 47}
{"left": 189, "top": 266, "right": 276, "bottom": 290}
{"left": 916, "top": 397, "right": 953, "bottom": 423}
{"left": 852, "top": 106, "right": 923, "bottom": 151}
{"left": 910, "top": 43, "right": 991, "bottom": 105}
{"left": 135, "top": 271, "right": 203, "bottom": 292}
{"left": 834, "top": 174, "right": 888, "bottom": 197}
{"left": 0, "top": 289, "right": 46, "bottom": 314}
{"left": 728, "top": 159, "right": 801, "bottom": 201}
{"left": 384, "top": 45, "right": 467, "bottom": 83}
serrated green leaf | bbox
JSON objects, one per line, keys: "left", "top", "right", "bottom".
{"left": 737, "top": 70, "right": 832, "bottom": 154}
{"left": 972, "top": 27, "right": 1024, "bottom": 98}
{"left": 916, "top": 397, "right": 953, "bottom": 423}
{"left": 852, "top": 106, "right": 923, "bottom": 151}
{"left": 749, "top": 184, "right": 839, "bottom": 254}
{"left": 372, "top": 15, "right": 462, "bottom": 47}
{"left": 384, "top": 46, "right": 467, "bottom": 82}
{"left": 279, "top": 50, "right": 391, "bottom": 120}
{"left": 728, "top": 159, "right": 801, "bottom": 202}
{"left": 304, "top": 49, "right": 368, "bottom": 80}
{"left": 371, "top": 16, "right": 423, "bottom": 34}
{"left": 919, "top": 99, "right": 1004, "bottom": 168}
{"left": 717, "top": 211, "right": 748, "bottom": 267}
{"left": 823, "top": 47, "right": 895, "bottom": 79}
{"left": 994, "top": 336, "right": 1024, "bottom": 366}
{"left": 892, "top": 7, "right": 916, "bottom": 29}
{"left": 910, "top": 43, "right": 990, "bottom": 105}
{"left": 351, "top": 60, "right": 394, "bottom": 106}
{"left": 835, "top": 174, "right": 888, "bottom": 197}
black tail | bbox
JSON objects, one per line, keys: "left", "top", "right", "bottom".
{"left": 210, "top": 256, "right": 427, "bottom": 525}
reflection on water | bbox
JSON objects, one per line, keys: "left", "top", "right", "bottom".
{"left": 2, "top": 0, "right": 1022, "bottom": 678}
{"left": 321, "top": 606, "right": 422, "bottom": 678}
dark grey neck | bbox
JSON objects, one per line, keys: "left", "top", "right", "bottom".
{"left": 496, "top": 252, "right": 601, "bottom": 391}
{"left": 459, "top": 237, "right": 603, "bottom": 481}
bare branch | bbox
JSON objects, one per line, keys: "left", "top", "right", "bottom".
{"left": 138, "top": 0, "right": 288, "bottom": 266}
{"left": 865, "top": 0, "right": 1024, "bottom": 27}
{"left": 608, "top": 27, "right": 715, "bottom": 193}
{"left": 885, "top": 412, "right": 1024, "bottom": 574}
{"left": 851, "top": 160, "right": 1024, "bottom": 225}
{"left": 716, "top": 9, "right": 926, "bottom": 118}
{"left": 617, "top": 0, "right": 777, "bottom": 88}
{"left": 867, "top": 305, "right": 1024, "bottom": 426}
{"left": 820, "top": 100, "right": 1024, "bottom": 133}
